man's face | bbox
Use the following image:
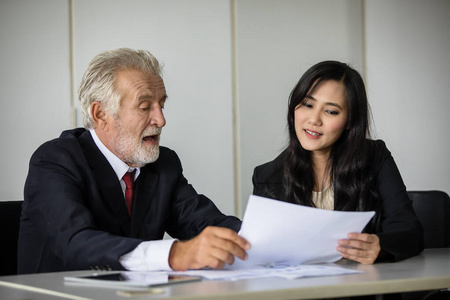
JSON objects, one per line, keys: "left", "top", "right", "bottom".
{"left": 102, "top": 69, "right": 167, "bottom": 167}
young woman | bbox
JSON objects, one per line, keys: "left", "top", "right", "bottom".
{"left": 252, "top": 61, "right": 423, "bottom": 264}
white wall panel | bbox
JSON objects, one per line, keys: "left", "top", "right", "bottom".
{"left": 73, "top": 0, "right": 235, "bottom": 214}
{"left": 365, "top": 0, "right": 450, "bottom": 196}
{"left": 2, "top": 0, "right": 447, "bottom": 218}
{"left": 0, "top": 0, "right": 71, "bottom": 200}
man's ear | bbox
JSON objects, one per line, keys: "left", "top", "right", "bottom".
{"left": 91, "top": 101, "right": 109, "bottom": 131}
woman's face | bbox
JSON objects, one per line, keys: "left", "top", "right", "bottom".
{"left": 294, "top": 79, "right": 348, "bottom": 158}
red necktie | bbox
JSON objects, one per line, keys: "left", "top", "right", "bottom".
{"left": 122, "top": 170, "right": 136, "bottom": 216}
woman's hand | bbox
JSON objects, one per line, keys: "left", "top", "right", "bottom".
{"left": 336, "top": 232, "right": 381, "bottom": 264}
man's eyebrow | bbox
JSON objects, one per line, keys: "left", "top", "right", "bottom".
{"left": 137, "top": 95, "right": 151, "bottom": 102}
{"left": 137, "top": 94, "right": 168, "bottom": 102}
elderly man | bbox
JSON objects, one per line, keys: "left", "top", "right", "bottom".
{"left": 18, "top": 48, "right": 249, "bottom": 274}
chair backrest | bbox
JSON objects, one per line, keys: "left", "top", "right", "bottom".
{"left": 408, "top": 191, "right": 450, "bottom": 248}
{"left": 0, "top": 201, "right": 23, "bottom": 276}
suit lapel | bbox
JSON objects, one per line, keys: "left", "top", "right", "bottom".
{"left": 79, "top": 131, "right": 131, "bottom": 234}
{"left": 129, "top": 164, "right": 159, "bottom": 238}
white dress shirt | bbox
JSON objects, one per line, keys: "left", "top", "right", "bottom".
{"left": 89, "top": 129, "right": 175, "bottom": 271}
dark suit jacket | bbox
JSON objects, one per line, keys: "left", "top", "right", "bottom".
{"left": 252, "top": 140, "right": 424, "bottom": 262}
{"left": 18, "top": 128, "right": 240, "bottom": 274}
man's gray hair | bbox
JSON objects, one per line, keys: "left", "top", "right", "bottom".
{"left": 78, "top": 48, "right": 163, "bottom": 129}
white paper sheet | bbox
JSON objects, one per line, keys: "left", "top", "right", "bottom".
{"left": 170, "top": 264, "right": 362, "bottom": 281}
{"left": 230, "top": 195, "right": 375, "bottom": 269}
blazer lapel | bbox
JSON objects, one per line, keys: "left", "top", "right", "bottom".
{"left": 79, "top": 131, "right": 131, "bottom": 234}
{"left": 129, "top": 165, "right": 159, "bottom": 238}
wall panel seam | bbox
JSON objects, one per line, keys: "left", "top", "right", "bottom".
{"left": 69, "top": 0, "right": 76, "bottom": 128}
{"left": 230, "top": 0, "right": 242, "bottom": 218}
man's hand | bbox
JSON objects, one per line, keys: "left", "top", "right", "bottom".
{"left": 336, "top": 232, "right": 381, "bottom": 264}
{"left": 168, "top": 226, "right": 251, "bottom": 271}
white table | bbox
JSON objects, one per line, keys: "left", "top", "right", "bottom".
{"left": 1, "top": 248, "right": 449, "bottom": 300}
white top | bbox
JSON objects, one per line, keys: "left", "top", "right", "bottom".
{"left": 90, "top": 129, "right": 175, "bottom": 271}
{"left": 312, "top": 185, "right": 334, "bottom": 210}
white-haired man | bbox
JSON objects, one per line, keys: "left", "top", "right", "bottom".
{"left": 18, "top": 48, "right": 249, "bottom": 274}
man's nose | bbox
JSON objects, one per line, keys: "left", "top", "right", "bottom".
{"left": 150, "top": 107, "right": 166, "bottom": 128}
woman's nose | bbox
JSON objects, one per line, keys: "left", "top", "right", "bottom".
{"left": 308, "top": 109, "right": 322, "bottom": 126}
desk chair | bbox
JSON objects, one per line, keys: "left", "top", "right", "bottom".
{"left": 402, "top": 190, "right": 450, "bottom": 300}
{"left": 409, "top": 190, "right": 450, "bottom": 248}
{"left": 0, "top": 200, "right": 23, "bottom": 276}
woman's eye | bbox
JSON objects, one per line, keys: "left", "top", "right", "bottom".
{"left": 295, "top": 99, "right": 311, "bottom": 110}
{"left": 326, "top": 110, "right": 339, "bottom": 115}
{"left": 140, "top": 106, "right": 150, "bottom": 111}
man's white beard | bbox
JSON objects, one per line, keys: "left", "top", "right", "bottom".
{"left": 113, "top": 120, "right": 161, "bottom": 167}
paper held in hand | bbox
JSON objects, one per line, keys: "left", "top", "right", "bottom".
{"left": 230, "top": 195, "right": 375, "bottom": 269}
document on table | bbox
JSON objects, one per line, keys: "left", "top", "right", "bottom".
{"left": 230, "top": 195, "right": 375, "bottom": 269}
{"left": 170, "top": 264, "right": 362, "bottom": 281}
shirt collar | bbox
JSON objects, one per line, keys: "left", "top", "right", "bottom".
{"left": 89, "top": 128, "right": 140, "bottom": 181}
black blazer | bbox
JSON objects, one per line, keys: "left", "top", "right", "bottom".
{"left": 252, "top": 140, "right": 424, "bottom": 262}
{"left": 18, "top": 128, "right": 240, "bottom": 274}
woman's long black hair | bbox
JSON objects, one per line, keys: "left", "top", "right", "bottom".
{"left": 284, "top": 61, "right": 380, "bottom": 229}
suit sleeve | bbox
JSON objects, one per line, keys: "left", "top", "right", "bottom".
{"left": 19, "top": 140, "right": 141, "bottom": 273}
{"left": 374, "top": 142, "right": 424, "bottom": 261}
{"left": 252, "top": 166, "right": 263, "bottom": 196}
{"left": 160, "top": 149, "right": 241, "bottom": 240}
